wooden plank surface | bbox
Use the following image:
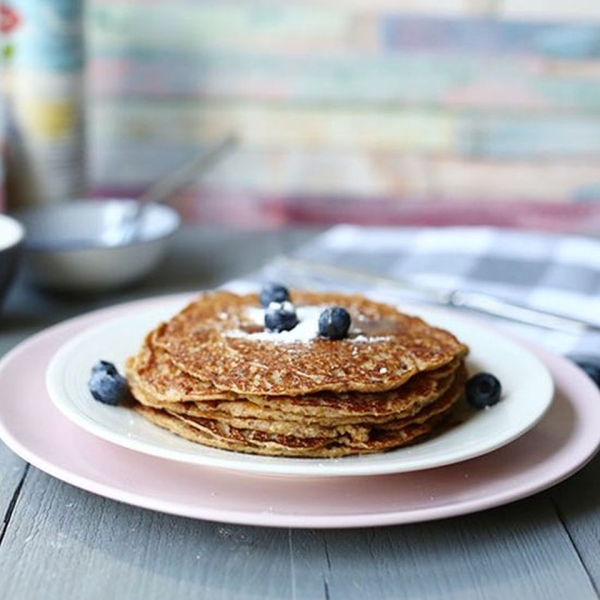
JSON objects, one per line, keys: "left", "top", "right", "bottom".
{"left": 0, "top": 447, "right": 27, "bottom": 544}
{"left": 1, "top": 468, "right": 597, "bottom": 599}
{"left": 550, "top": 451, "right": 600, "bottom": 587}
{"left": 1, "top": 226, "right": 600, "bottom": 599}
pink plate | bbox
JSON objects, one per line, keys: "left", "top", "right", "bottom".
{"left": 1, "top": 295, "right": 600, "bottom": 529}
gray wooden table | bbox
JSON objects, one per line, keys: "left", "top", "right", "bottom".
{"left": 1, "top": 226, "right": 599, "bottom": 600}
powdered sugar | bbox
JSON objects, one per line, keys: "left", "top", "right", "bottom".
{"left": 225, "top": 305, "right": 392, "bottom": 344}
{"left": 229, "top": 306, "right": 321, "bottom": 342}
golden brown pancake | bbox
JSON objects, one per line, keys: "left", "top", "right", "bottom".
{"left": 133, "top": 364, "right": 466, "bottom": 457}
{"left": 128, "top": 355, "right": 460, "bottom": 426}
{"left": 126, "top": 289, "right": 470, "bottom": 458}
{"left": 125, "top": 328, "right": 235, "bottom": 403}
{"left": 151, "top": 290, "right": 468, "bottom": 396}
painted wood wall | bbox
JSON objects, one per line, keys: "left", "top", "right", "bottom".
{"left": 87, "top": 0, "right": 600, "bottom": 230}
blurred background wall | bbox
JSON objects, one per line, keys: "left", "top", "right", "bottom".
{"left": 6, "top": 0, "right": 600, "bottom": 231}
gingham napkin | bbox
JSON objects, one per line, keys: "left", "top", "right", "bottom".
{"left": 257, "top": 225, "right": 600, "bottom": 360}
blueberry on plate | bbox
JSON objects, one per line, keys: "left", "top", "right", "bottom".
{"left": 568, "top": 355, "right": 600, "bottom": 388}
{"left": 318, "top": 306, "right": 351, "bottom": 340}
{"left": 88, "top": 360, "right": 131, "bottom": 406}
{"left": 260, "top": 283, "right": 291, "bottom": 308}
{"left": 265, "top": 301, "right": 298, "bottom": 332}
{"left": 91, "top": 359, "right": 119, "bottom": 376}
{"left": 465, "top": 372, "right": 502, "bottom": 409}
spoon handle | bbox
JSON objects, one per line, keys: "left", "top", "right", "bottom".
{"left": 137, "top": 134, "right": 239, "bottom": 206}
{"left": 111, "top": 134, "right": 238, "bottom": 246}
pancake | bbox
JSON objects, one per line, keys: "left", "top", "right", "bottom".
{"left": 125, "top": 328, "right": 236, "bottom": 403}
{"left": 151, "top": 290, "right": 468, "bottom": 396}
{"left": 129, "top": 360, "right": 460, "bottom": 427}
{"left": 125, "top": 288, "right": 470, "bottom": 458}
{"left": 126, "top": 328, "right": 461, "bottom": 423}
{"left": 133, "top": 363, "right": 466, "bottom": 458}
{"left": 134, "top": 369, "right": 456, "bottom": 427}
{"left": 145, "top": 364, "right": 465, "bottom": 440}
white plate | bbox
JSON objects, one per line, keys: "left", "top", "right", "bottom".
{"left": 46, "top": 295, "right": 554, "bottom": 478}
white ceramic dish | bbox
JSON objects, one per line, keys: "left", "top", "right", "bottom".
{"left": 46, "top": 295, "right": 555, "bottom": 478}
{"left": 0, "top": 213, "right": 25, "bottom": 309}
{"left": 0, "top": 213, "right": 24, "bottom": 250}
{"left": 15, "top": 199, "right": 180, "bottom": 292}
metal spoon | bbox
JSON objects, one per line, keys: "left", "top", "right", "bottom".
{"left": 103, "top": 134, "right": 239, "bottom": 246}
{"left": 272, "top": 256, "right": 600, "bottom": 335}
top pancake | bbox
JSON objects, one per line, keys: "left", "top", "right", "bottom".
{"left": 150, "top": 290, "right": 468, "bottom": 396}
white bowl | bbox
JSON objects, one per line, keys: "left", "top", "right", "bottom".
{"left": 0, "top": 214, "right": 25, "bottom": 307}
{"left": 15, "top": 199, "right": 181, "bottom": 292}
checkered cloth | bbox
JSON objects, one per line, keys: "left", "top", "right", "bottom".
{"left": 255, "top": 225, "right": 600, "bottom": 360}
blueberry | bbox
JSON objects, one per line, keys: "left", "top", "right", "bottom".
{"left": 318, "top": 306, "right": 351, "bottom": 340}
{"left": 91, "top": 360, "right": 119, "bottom": 376}
{"left": 265, "top": 301, "right": 298, "bottom": 332}
{"left": 466, "top": 372, "right": 502, "bottom": 409}
{"left": 88, "top": 362, "right": 131, "bottom": 406}
{"left": 568, "top": 355, "right": 600, "bottom": 388}
{"left": 260, "top": 283, "right": 290, "bottom": 308}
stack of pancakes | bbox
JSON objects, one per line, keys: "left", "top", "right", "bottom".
{"left": 125, "top": 290, "right": 469, "bottom": 458}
